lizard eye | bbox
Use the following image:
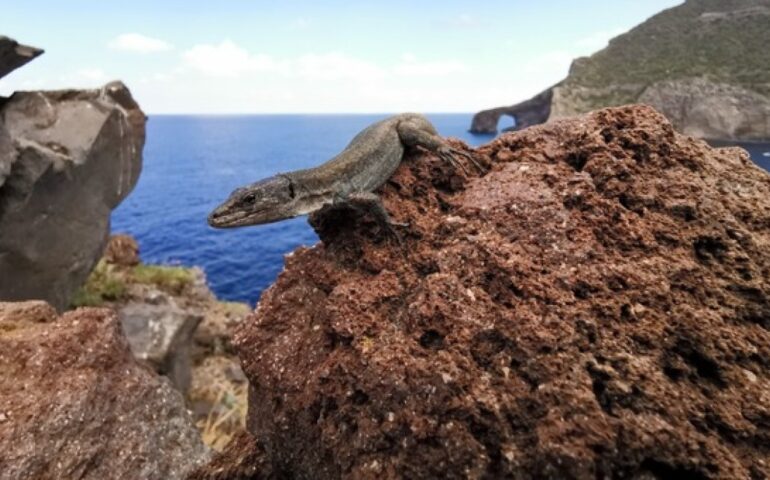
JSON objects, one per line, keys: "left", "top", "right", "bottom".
{"left": 242, "top": 193, "right": 256, "bottom": 205}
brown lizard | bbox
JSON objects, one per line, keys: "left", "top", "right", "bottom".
{"left": 207, "top": 113, "right": 481, "bottom": 229}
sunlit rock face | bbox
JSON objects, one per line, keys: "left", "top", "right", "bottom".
{"left": 197, "top": 105, "right": 770, "bottom": 478}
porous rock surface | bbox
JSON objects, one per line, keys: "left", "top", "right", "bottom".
{"left": 188, "top": 432, "right": 271, "bottom": 480}
{"left": 0, "top": 301, "right": 210, "bottom": 479}
{"left": 0, "top": 78, "right": 145, "bottom": 310}
{"left": 198, "top": 105, "right": 770, "bottom": 479}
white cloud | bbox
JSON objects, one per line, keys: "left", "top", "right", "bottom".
{"left": 181, "top": 41, "right": 465, "bottom": 81}
{"left": 130, "top": 40, "right": 546, "bottom": 113}
{"left": 76, "top": 68, "right": 108, "bottom": 81}
{"left": 394, "top": 53, "right": 466, "bottom": 77}
{"left": 295, "top": 52, "right": 385, "bottom": 80}
{"left": 55, "top": 68, "right": 109, "bottom": 87}
{"left": 522, "top": 51, "right": 574, "bottom": 76}
{"left": 183, "top": 40, "right": 282, "bottom": 77}
{"left": 108, "top": 33, "right": 173, "bottom": 53}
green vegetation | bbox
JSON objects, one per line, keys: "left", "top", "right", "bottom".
{"left": 562, "top": 0, "right": 770, "bottom": 109}
{"left": 70, "top": 261, "right": 196, "bottom": 308}
{"left": 132, "top": 264, "right": 195, "bottom": 294}
{"left": 70, "top": 260, "right": 128, "bottom": 307}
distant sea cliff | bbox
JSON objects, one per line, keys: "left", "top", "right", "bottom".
{"left": 471, "top": 0, "right": 770, "bottom": 141}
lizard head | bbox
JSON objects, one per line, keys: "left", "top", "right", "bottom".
{"left": 208, "top": 175, "right": 297, "bottom": 228}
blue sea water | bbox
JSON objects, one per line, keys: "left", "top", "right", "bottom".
{"left": 111, "top": 115, "right": 770, "bottom": 305}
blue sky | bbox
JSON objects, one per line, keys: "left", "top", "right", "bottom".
{"left": 1, "top": 1, "right": 682, "bottom": 113}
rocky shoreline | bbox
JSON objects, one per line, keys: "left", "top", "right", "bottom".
{"left": 471, "top": 0, "right": 770, "bottom": 141}
{"left": 2, "top": 33, "right": 770, "bottom": 480}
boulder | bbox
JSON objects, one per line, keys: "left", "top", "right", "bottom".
{"left": 0, "top": 36, "right": 42, "bottom": 80}
{"left": 0, "top": 80, "right": 146, "bottom": 310}
{"left": 120, "top": 293, "right": 203, "bottom": 393}
{"left": 207, "top": 105, "right": 770, "bottom": 478}
{"left": 0, "top": 301, "right": 210, "bottom": 479}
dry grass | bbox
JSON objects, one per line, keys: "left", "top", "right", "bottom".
{"left": 188, "top": 356, "right": 249, "bottom": 451}
{"left": 198, "top": 382, "right": 249, "bottom": 450}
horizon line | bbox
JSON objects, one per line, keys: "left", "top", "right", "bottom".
{"left": 144, "top": 111, "right": 479, "bottom": 116}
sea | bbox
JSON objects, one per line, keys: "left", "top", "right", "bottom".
{"left": 110, "top": 114, "right": 770, "bottom": 305}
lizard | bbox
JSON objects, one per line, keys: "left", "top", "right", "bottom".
{"left": 207, "top": 113, "right": 482, "bottom": 231}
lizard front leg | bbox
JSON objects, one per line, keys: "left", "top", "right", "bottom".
{"left": 396, "top": 119, "right": 485, "bottom": 173}
{"left": 330, "top": 192, "right": 408, "bottom": 244}
{"left": 309, "top": 192, "right": 407, "bottom": 245}
{"left": 341, "top": 192, "right": 408, "bottom": 227}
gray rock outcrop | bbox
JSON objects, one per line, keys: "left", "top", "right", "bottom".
{"left": 0, "top": 36, "right": 42, "bottom": 80}
{"left": 638, "top": 77, "right": 770, "bottom": 140}
{"left": 120, "top": 293, "right": 203, "bottom": 393}
{"left": 0, "top": 301, "right": 210, "bottom": 480}
{"left": 0, "top": 37, "right": 145, "bottom": 310}
{"left": 470, "top": 87, "right": 555, "bottom": 134}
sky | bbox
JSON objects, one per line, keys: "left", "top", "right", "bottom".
{"left": 1, "top": 1, "right": 682, "bottom": 114}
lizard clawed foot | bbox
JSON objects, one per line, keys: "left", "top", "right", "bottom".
{"left": 452, "top": 148, "right": 486, "bottom": 173}
{"left": 437, "top": 145, "right": 485, "bottom": 174}
{"left": 381, "top": 219, "right": 410, "bottom": 246}
{"left": 383, "top": 224, "right": 406, "bottom": 246}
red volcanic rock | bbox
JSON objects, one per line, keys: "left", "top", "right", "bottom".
{"left": 201, "top": 105, "right": 770, "bottom": 479}
{"left": 187, "top": 432, "right": 271, "bottom": 480}
{"left": 0, "top": 301, "right": 209, "bottom": 480}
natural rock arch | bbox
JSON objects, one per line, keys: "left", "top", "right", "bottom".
{"left": 469, "top": 87, "right": 555, "bottom": 134}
